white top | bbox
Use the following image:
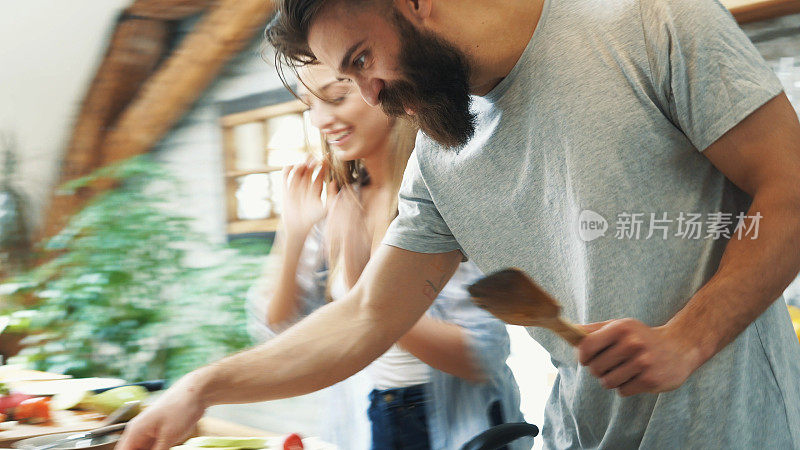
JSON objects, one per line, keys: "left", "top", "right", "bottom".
{"left": 330, "top": 273, "right": 430, "bottom": 389}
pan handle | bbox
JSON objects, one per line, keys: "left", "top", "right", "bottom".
{"left": 460, "top": 422, "right": 539, "bottom": 450}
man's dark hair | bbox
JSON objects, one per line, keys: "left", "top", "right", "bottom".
{"left": 265, "top": 0, "right": 326, "bottom": 69}
{"left": 265, "top": 0, "right": 384, "bottom": 88}
{"left": 264, "top": 0, "right": 328, "bottom": 94}
{"left": 266, "top": 0, "right": 476, "bottom": 148}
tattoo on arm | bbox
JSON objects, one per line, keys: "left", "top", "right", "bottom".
{"left": 422, "top": 259, "right": 450, "bottom": 301}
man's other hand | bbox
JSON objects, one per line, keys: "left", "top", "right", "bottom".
{"left": 116, "top": 374, "right": 205, "bottom": 450}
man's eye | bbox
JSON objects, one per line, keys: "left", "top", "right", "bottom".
{"left": 353, "top": 54, "right": 367, "bottom": 69}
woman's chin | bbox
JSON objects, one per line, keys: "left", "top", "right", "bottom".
{"left": 332, "top": 145, "right": 362, "bottom": 161}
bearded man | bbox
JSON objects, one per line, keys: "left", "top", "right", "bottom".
{"left": 119, "top": 0, "right": 800, "bottom": 448}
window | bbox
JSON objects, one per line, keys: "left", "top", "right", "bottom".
{"left": 220, "top": 92, "right": 321, "bottom": 236}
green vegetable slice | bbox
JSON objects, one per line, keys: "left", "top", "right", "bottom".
{"left": 183, "top": 436, "right": 269, "bottom": 448}
{"left": 50, "top": 390, "right": 89, "bottom": 410}
{"left": 78, "top": 385, "right": 148, "bottom": 416}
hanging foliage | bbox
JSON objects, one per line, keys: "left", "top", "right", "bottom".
{"left": 1, "top": 156, "right": 269, "bottom": 381}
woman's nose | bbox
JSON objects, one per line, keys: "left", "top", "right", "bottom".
{"left": 355, "top": 77, "right": 385, "bottom": 107}
{"left": 309, "top": 104, "right": 335, "bottom": 130}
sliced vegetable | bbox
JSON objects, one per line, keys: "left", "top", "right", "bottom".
{"left": 14, "top": 397, "right": 50, "bottom": 424}
{"left": 50, "top": 389, "right": 89, "bottom": 410}
{"left": 183, "top": 436, "right": 268, "bottom": 448}
{"left": 283, "top": 433, "right": 303, "bottom": 450}
{"left": 0, "top": 393, "right": 34, "bottom": 415}
{"left": 79, "top": 385, "right": 147, "bottom": 417}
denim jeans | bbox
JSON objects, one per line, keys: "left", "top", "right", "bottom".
{"left": 367, "top": 384, "right": 431, "bottom": 450}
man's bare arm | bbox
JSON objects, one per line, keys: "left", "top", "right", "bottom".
{"left": 579, "top": 93, "right": 800, "bottom": 396}
{"left": 669, "top": 92, "right": 800, "bottom": 364}
{"left": 118, "top": 246, "right": 462, "bottom": 450}
{"left": 200, "top": 246, "right": 462, "bottom": 404}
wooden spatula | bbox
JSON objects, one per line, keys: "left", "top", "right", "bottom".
{"left": 468, "top": 268, "right": 587, "bottom": 346}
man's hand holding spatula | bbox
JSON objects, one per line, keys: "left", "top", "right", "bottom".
{"left": 469, "top": 268, "right": 699, "bottom": 397}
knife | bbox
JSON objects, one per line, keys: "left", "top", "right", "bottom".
{"left": 29, "top": 422, "right": 127, "bottom": 450}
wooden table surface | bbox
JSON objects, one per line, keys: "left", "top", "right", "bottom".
{"left": 0, "top": 410, "right": 105, "bottom": 447}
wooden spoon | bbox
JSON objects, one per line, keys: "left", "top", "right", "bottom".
{"left": 468, "top": 268, "right": 587, "bottom": 346}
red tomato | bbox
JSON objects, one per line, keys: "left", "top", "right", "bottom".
{"left": 0, "top": 393, "right": 33, "bottom": 415}
{"left": 283, "top": 433, "right": 304, "bottom": 450}
{"left": 14, "top": 397, "right": 50, "bottom": 424}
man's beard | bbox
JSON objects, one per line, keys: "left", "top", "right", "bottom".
{"left": 378, "top": 12, "right": 476, "bottom": 149}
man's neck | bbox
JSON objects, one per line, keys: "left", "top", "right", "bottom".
{"left": 432, "top": 0, "right": 546, "bottom": 96}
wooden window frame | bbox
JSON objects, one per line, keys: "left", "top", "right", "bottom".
{"left": 219, "top": 89, "right": 316, "bottom": 236}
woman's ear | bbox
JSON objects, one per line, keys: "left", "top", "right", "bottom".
{"left": 393, "top": 0, "right": 432, "bottom": 24}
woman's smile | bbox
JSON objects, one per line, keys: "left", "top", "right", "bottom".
{"left": 325, "top": 126, "right": 354, "bottom": 147}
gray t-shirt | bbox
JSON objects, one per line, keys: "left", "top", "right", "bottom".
{"left": 383, "top": 0, "right": 800, "bottom": 447}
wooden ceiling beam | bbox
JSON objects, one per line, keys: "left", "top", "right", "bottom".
{"left": 39, "top": 0, "right": 274, "bottom": 241}
{"left": 126, "top": 0, "right": 216, "bottom": 20}
{"left": 40, "top": 16, "right": 169, "bottom": 240}
{"left": 99, "top": 0, "right": 275, "bottom": 167}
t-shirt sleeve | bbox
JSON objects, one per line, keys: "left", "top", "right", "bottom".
{"left": 639, "top": 0, "right": 784, "bottom": 151}
{"left": 383, "top": 151, "right": 466, "bottom": 256}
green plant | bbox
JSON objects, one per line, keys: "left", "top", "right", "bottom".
{"left": 0, "top": 132, "right": 32, "bottom": 277}
{"left": 1, "top": 156, "right": 269, "bottom": 381}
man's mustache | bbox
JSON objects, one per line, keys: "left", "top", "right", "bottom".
{"left": 378, "top": 81, "right": 419, "bottom": 118}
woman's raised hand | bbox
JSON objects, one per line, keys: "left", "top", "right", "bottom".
{"left": 281, "top": 156, "right": 328, "bottom": 237}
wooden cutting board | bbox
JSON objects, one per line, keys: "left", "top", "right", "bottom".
{"left": 0, "top": 410, "right": 105, "bottom": 446}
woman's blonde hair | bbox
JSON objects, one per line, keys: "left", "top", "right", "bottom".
{"left": 323, "top": 117, "right": 418, "bottom": 294}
